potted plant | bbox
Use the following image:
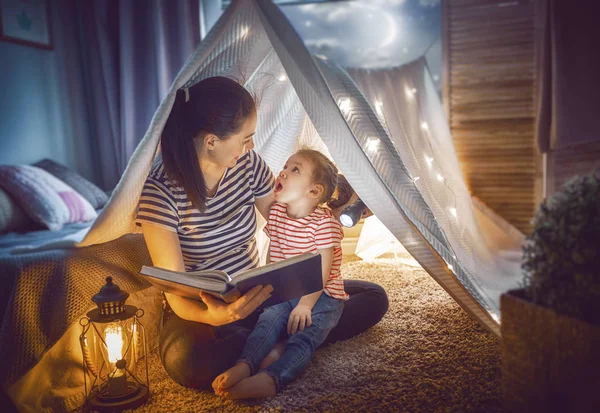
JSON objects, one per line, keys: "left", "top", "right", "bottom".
{"left": 501, "top": 169, "right": 600, "bottom": 413}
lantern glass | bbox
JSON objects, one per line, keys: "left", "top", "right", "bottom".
{"left": 95, "top": 320, "right": 135, "bottom": 375}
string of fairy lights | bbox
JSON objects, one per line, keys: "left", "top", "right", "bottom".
{"left": 359, "top": 85, "right": 500, "bottom": 322}
{"left": 337, "top": 91, "right": 462, "bottom": 265}
{"left": 335, "top": 77, "right": 499, "bottom": 323}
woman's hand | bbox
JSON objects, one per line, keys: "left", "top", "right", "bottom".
{"left": 287, "top": 304, "right": 312, "bottom": 335}
{"left": 199, "top": 284, "right": 273, "bottom": 326}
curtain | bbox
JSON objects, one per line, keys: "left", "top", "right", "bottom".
{"left": 535, "top": 0, "right": 600, "bottom": 153}
{"left": 76, "top": 0, "right": 202, "bottom": 189}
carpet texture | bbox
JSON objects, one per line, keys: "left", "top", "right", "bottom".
{"left": 81, "top": 254, "right": 502, "bottom": 412}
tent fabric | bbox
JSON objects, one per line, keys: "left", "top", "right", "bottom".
{"left": 78, "top": 0, "right": 524, "bottom": 335}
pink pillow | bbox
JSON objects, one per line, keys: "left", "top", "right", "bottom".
{"left": 0, "top": 165, "right": 97, "bottom": 230}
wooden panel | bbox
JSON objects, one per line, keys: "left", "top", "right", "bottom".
{"left": 548, "top": 142, "right": 600, "bottom": 195}
{"left": 444, "top": 0, "right": 537, "bottom": 233}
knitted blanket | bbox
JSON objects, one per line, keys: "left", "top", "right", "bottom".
{"left": 0, "top": 234, "right": 152, "bottom": 387}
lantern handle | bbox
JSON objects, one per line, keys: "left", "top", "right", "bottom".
{"left": 79, "top": 319, "right": 101, "bottom": 379}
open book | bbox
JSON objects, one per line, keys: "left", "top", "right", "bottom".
{"left": 139, "top": 252, "right": 323, "bottom": 305}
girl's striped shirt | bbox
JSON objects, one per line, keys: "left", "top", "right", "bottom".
{"left": 135, "top": 150, "right": 275, "bottom": 275}
{"left": 265, "top": 202, "right": 348, "bottom": 300}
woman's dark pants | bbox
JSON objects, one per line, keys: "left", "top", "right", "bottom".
{"left": 159, "top": 280, "right": 389, "bottom": 388}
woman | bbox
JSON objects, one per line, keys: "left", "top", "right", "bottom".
{"left": 136, "top": 76, "right": 389, "bottom": 388}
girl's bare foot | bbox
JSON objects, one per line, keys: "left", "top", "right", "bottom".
{"left": 211, "top": 362, "right": 251, "bottom": 395}
{"left": 259, "top": 339, "right": 287, "bottom": 369}
{"left": 221, "top": 372, "right": 277, "bottom": 400}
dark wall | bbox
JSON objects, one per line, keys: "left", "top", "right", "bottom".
{"left": 0, "top": 2, "right": 96, "bottom": 183}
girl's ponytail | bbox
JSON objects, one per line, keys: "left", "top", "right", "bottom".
{"left": 327, "top": 174, "right": 353, "bottom": 209}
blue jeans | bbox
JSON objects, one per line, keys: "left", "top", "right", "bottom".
{"left": 237, "top": 293, "right": 344, "bottom": 392}
{"left": 159, "top": 280, "right": 388, "bottom": 389}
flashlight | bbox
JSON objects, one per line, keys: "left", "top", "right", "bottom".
{"left": 339, "top": 199, "right": 368, "bottom": 228}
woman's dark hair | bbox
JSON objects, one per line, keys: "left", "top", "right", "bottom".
{"left": 161, "top": 76, "right": 256, "bottom": 211}
{"left": 295, "top": 149, "right": 353, "bottom": 209}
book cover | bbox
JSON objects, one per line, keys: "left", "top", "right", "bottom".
{"left": 139, "top": 252, "right": 323, "bottom": 306}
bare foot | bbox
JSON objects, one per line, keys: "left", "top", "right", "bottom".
{"left": 221, "top": 372, "right": 277, "bottom": 400}
{"left": 259, "top": 339, "right": 288, "bottom": 369}
{"left": 212, "top": 362, "right": 251, "bottom": 395}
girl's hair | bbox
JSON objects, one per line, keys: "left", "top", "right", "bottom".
{"left": 295, "top": 149, "right": 353, "bottom": 209}
{"left": 161, "top": 76, "right": 256, "bottom": 211}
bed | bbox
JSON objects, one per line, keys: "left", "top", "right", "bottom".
{"left": 0, "top": 162, "right": 163, "bottom": 413}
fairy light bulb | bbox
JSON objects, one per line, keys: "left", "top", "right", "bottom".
{"left": 366, "top": 137, "right": 380, "bottom": 152}
{"left": 425, "top": 155, "right": 433, "bottom": 168}
{"left": 277, "top": 75, "right": 287, "bottom": 82}
{"left": 338, "top": 98, "right": 352, "bottom": 115}
{"left": 437, "top": 173, "right": 444, "bottom": 182}
{"left": 405, "top": 86, "right": 416, "bottom": 99}
{"left": 413, "top": 176, "right": 420, "bottom": 183}
{"left": 449, "top": 207, "right": 457, "bottom": 218}
{"left": 374, "top": 100, "right": 384, "bottom": 117}
{"left": 421, "top": 122, "right": 429, "bottom": 131}
{"left": 239, "top": 26, "right": 249, "bottom": 39}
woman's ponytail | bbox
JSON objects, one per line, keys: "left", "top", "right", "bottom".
{"left": 161, "top": 88, "right": 207, "bottom": 211}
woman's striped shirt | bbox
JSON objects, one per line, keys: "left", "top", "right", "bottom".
{"left": 135, "top": 150, "right": 275, "bottom": 275}
{"left": 265, "top": 202, "right": 348, "bottom": 300}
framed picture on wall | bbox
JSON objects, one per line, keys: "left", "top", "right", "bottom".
{"left": 0, "top": 0, "right": 53, "bottom": 50}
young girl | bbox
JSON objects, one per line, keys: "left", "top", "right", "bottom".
{"left": 211, "top": 149, "right": 352, "bottom": 399}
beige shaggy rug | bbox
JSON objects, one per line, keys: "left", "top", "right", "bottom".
{"left": 80, "top": 254, "right": 502, "bottom": 413}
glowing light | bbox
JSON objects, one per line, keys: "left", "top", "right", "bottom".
{"left": 315, "top": 54, "right": 328, "bottom": 61}
{"left": 366, "top": 136, "right": 380, "bottom": 152}
{"left": 277, "top": 75, "right": 287, "bottom": 82}
{"left": 425, "top": 155, "right": 434, "bottom": 168}
{"left": 448, "top": 264, "right": 454, "bottom": 271}
{"left": 374, "top": 100, "right": 384, "bottom": 117}
{"left": 491, "top": 313, "right": 501, "bottom": 323}
{"left": 449, "top": 207, "right": 457, "bottom": 217}
{"left": 239, "top": 26, "right": 249, "bottom": 40}
{"left": 305, "top": 20, "right": 312, "bottom": 27}
{"left": 437, "top": 173, "right": 444, "bottom": 182}
{"left": 421, "top": 122, "right": 429, "bottom": 131}
{"left": 413, "top": 176, "right": 420, "bottom": 183}
{"left": 405, "top": 86, "right": 415, "bottom": 99}
{"left": 105, "top": 324, "right": 123, "bottom": 364}
{"left": 338, "top": 98, "right": 352, "bottom": 115}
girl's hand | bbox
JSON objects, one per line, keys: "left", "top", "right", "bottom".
{"left": 287, "top": 304, "right": 312, "bottom": 335}
{"left": 199, "top": 285, "right": 273, "bottom": 326}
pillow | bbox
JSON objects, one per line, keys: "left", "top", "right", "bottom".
{"left": 34, "top": 159, "right": 109, "bottom": 209}
{"left": 0, "top": 187, "right": 38, "bottom": 234}
{"left": 0, "top": 165, "right": 98, "bottom": 231}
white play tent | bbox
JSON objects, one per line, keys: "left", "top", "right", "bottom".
{"left": 80, "top": 0, "right": 525, "bottom": 335}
